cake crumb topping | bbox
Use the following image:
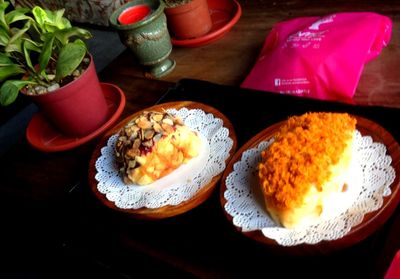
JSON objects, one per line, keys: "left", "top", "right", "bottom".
{"left": 258, "top": 112, "right": 357, "bottom": 209}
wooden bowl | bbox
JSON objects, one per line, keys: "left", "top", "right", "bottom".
{"left": 220, "top": 115, "right": 400, "bottom": 253}
{"left": 89, "top": 101, "right": 237, "bottom": 219}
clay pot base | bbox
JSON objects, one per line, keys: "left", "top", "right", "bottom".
{"left": 170, "top": 0, "right": 242, "bottom": 47}
{"left": 26, "top": 83, "right": 126, "bottom": 152}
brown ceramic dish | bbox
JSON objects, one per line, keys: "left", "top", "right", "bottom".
{"left": 220, "top": 115, "right": 400, "bottom": 253}
{"left": 89, "top": 101, "right": 237, "bottom": 219}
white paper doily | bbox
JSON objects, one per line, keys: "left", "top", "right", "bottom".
{"left": 223, "top": 130, "right": 396, "bottom": 246}
{"left": 95, "top": 107, "right": 234, "bottom": 210}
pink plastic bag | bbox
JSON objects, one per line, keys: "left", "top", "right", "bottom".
{"left": 241, "top": 12, "right": 392, "bottom": 102}
{"left": 385, "top": 250, "right": 400, "bottom": 279}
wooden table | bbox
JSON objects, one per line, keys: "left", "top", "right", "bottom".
{"left": 102, "top": 0, "right": 400, "bottom": 108}
{"left": 1, "top": 1, "right": 400, "bottom": 278}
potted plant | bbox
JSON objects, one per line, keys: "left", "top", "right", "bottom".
{"left": 163, "top": 0, "right": 212, "bottom": 39}
{"left": 0, "top": 0, "right": 109, "bottom": 137}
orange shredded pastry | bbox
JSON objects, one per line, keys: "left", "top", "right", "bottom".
{"left": 258, "top": 112, "right": 357, "bottom": 211}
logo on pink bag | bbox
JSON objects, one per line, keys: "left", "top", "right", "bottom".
{"left": 274, "top": 78, "right": 311, "bottom": 95}
{"left": 309, "top": 15, "right": 335, "bottom": 30}
{"left": 285, "top": 15, "right": 336, "bottom": 50}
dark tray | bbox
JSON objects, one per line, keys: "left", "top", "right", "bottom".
{"left": 50, "top": 79, "right": 400, "bottom": 279}
{"left": 154, "top": 78, "right": 400, "bottom": 277}
{"left": 158, "top": 79, "right": 400, "bottom": 146}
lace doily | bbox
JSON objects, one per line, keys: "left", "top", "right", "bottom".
{"left": 224, "top": 131, "right": 396, "bottom": 246}
{"left": 95, "top": 107, "right": 234, "bottom": 209}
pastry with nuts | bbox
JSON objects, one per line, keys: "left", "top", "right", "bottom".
{"left": 114, "top": 110, "right": 201, "bottom": 185}
{"left": 258, "top": 112, "right": 357, "bottom": 228}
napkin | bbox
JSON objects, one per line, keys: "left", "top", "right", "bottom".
{"left": 241, "top": 12, "right": 392, "bottom": 102}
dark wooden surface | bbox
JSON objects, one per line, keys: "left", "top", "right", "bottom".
{"left": 1, "top": 1, "right": 400, "bottom": 278}
{"left": 102, "top": 0, "right": 400, "bottom": 108}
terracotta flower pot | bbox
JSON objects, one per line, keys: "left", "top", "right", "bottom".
{"left": 24, "top": 55, "right": 109, "bottom": 138}
{"left": 164, "top": 0, "right": 212, "bottom": 39}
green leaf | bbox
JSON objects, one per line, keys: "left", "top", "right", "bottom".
{"left": 55, "top": 27, "right": 92, "bottom": 45}
{"left": 54, "top": 9, "right": 66, "bottom": 26}
{"left": 60, "top": 17, "right": 71, "bottom": 29}
{"left": 0, "top": 28, "right": 10, "bottom": 46}
{"left": 38, "top": 34, "right": 54, "bottom": 72}
{"left": 22, "top": 43, "right": 32, "bottom": 70}
{"left": 22, "top": 39, "right": 37, "bottom": 71}
{"left": 0, "top": 27, "right": 10, "bottom": 46}
{"left": 55, "top": 42, "right": 86, "bottom": 81}
{"left": 73, "top": 39, "right": 87, "bottom": 48}
{"left": 0, "top": 79, "right": 32, "bottom": 106}
{"left": 0, "top": 64, "right": 25, "bottom": 81}
{"left": 31, "top": 6, "right": 46, "bottom": 27}
{"left": 0, "top": 52, "right": 13, "bottom": 65}
{"left": 22, "top": 38, "right": 42, "bottom": 71}
{"left": 0, "top": 2, "right": 10, "bottom": 32}
{"left": 22, "top": 38, "right": 41, "bottom": 52}
{"left": 32, "top": 6, "right": 71, "bottom": 33}
{"left": 6, "top": 20, "right": 31, "bottom": 53}
{"left": 5, "top": 8, "right": 31, "bottom": 25}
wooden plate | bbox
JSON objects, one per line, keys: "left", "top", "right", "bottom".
{"left": 89, "top": 101, "right": 237, "bottom": 219}
{"left": 220, "top": 115, "right": 400, "bottom": 252}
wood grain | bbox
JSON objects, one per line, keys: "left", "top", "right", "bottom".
{"left": 100, "top": 0, "right": 400, "bottom": 108}
{"left": 220, "top": 114, "right": 400, "bottom": 253}
{"left": 89, "top": 101, "right": 237, "bottom": 219}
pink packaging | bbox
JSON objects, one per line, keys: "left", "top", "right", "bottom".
{"left": 385, "top": 250, "right": 400, "bottom": 279}
{"left": 241, "top": 12, "right": 392, "bottom": 102}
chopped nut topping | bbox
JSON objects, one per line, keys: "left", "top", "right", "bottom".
{"left": 115, "top": 110, "right": 186, "bottom": 183}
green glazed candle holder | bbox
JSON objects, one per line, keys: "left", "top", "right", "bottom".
{"left": 110, "top": 0, "right": 176, "bottom": 78}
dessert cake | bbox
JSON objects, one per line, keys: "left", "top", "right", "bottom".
{"left": 115, "top": 110, "right": 201, "bottom": 185}
{"left": 258, "top": 112, "right": 357, "bottom": 229}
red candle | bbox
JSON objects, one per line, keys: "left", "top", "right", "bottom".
{"left": 118, "top": 4, "right": 151, "bottom": 25}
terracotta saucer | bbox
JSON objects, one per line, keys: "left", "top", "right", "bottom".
{"left": 171, "top": 0, "right": 242, "bottom": 47}
{"left": 26, "top": 83, "right": 126, "bottom": 152}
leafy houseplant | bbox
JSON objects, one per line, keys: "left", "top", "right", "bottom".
{"left": 0, "top": 0, "right": 109, "bottom": 137}
{"left": 0, "top": 0, "right": 91, "bottom": 105}
{"left": 163, "top": 0, "right": 212, "bottom": 39}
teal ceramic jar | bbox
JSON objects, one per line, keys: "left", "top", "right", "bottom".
{"left": 110, "top": 0, "right": 175, "bottom": 78}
